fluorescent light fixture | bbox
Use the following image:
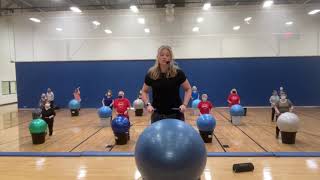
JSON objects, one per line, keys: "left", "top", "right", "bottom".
{"left": 233, "top": 26, "right": 240, "bottom": 31}
{"left": 197, "top": 17, "right": 204, "bottom": 23}
{"left": 70, "top": 6, "right": 82, "bottom": 13}
{"left": 92, "top": 21, "right": 101, "bottom": 26}
{"left": 203, "top": 3, "right": 211, "bottom": 11}
{"left": 137, "top": 18, "right": 145, "bottom": 24}
{"left": 285, "top": 21, "right": 293, "bottom": 26}
{"left": 144, "top": 28, "right": 150, "bottom": 33}
{"left": 130, "top": 5, "right": 139, "bottom": 13}
{"left": 104, "top": 29, "right": 112, "bottom": 34}
{"left": 29, "top": 18, "right": 41, "bottom": 23}
{"left": 244, "top": 17, "right": 252, "bottom": 22}
{"left": 192, "top": 27, "right": 199, "bottom": 32}
{"left": 263, "top": 0, "right": 273, "bottom": 8}
{"left": 308, "top": 9, "right": 320, "bottom": 15}
{"left": 56, "top": 28, "right": 63, "bottom": 31}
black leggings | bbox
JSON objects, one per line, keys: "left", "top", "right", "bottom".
{"left": 50, "top": 101, "right": 55, "bottom": 108}
{"left": 44, "top": 118, "right": 54, "bottom": 135}
{"left": 151, "top": 111, "right": 185, "bottom": 124}
{"left": 271, "top": 107, "right": 275, "bottom": 121}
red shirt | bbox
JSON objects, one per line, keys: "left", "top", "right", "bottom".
{"left": 198, "top": 101, "right": 213, "bottom": 114}
{"left": 114, "top": 98, "right": 131, "bottom": 116}
{"left": 228, "top": 93, "right": 240, "bottom": 107}
{"left": 73, "top": 92, "right": 81, "bottom": 102}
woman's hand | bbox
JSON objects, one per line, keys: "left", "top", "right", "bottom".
{"left": 179, "top": 104, "right": 187, "bottom": 113}
{"left": 147, "top": 105, "right": 154, "bottom": 113}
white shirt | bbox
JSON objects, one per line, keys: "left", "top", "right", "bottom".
{"left": 47, "top": 92, "right": 54, "bottom": 101}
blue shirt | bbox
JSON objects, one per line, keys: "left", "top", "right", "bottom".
{"left": 192, "top": 91, "right": 199, "bottom": 100}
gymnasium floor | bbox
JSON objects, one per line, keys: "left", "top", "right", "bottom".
{"left": 0, "top": 104, "right": 319, "bottom": 180}
{"left": 0, "top": 104, "right": 319, "bottom": 152}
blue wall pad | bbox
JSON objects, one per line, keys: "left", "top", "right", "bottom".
{"left": 16, "top": 56, "right": 320, "bottom": 108}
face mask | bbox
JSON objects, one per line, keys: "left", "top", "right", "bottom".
{"left": 202, "top": 98, "right": 207, "bottom": 102}
{"left": 118, "top": 96, "right": 123, "bottom": 98}
{"left": 107, "top": 93, "right": 111, "bottom": 96}
{"left": 232, "top": 91, "right": 236, "bottom": 94}
{"left": 45, "top": 104, "right": 50, "bottom": 108}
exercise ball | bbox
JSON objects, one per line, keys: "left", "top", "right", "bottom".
{"left": 29, "top": 118, "right": 47, "bottom": 134}
{"left": 32, "top": 108, "right": 42, "bottom": 119}
{"left": 133, "top": 99, "right": 144, "bottom": 109}
{"left": 192, "top": 99, "right": 201, "bottom": 109}
{"left": 68, "top": 99, "right": 80, "bottom": 110}
{"left": 111, "top": 116, "right": 130, "bottom": 134}
{"left": 277, "top": 112, "right": 300, "bottom": 132}
{"left": 98, "top": 106, "right": 112, "bottom": 118}
{"left": 196, "top": 114, "right": 216, "bottom": 132}
{"left": 135, "top": 119, "right": 207, "bottom": 180}
{"left": 230, "top": 104, "right": 244, "bottom": 116}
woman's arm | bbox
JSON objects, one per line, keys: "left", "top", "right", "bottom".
{"left": 269, "top": 96, "right": 273, "bottom": 104}
{"left": 274, "top": 104, "right": 280, "bottom": 114}
{"left": 227, "top": 95, "right": 232, "bottom": 104}
{"left": 180, "top": 79, "right": 192, "bottom": 112}
{"left": 288, "top": 100, "right": 294, "bottom": 112}
{"left": 141, "top": 83, "right": 150, "bottom": 105}
{"left": 102, "top": 98, "right": 105, "bottom": 106}
{"left": 141, "top": 83, "right": 154, "bottom": 113}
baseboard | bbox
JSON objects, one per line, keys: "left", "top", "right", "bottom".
{"left": 0, "top": 102, "right": 17, "bottom": 107}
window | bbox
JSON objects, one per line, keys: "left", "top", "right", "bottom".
{"left": 1, "top": 81, "right": 16, "bottom": 95}
{"left": 10, "top": 81, "right": 16, "bottom": 94}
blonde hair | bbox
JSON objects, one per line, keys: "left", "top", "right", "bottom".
{"left": 148, "top": 45, "right": 179, "bottom": 80}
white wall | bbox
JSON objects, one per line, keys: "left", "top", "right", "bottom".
{"left": 1, "top": 4, "right": 319, "bottom": 104}
{"left": 0, "top": 18, "right": 17, "bottom": 105}
{"left": 5, "top": 4, "right": 319, "bottom": 61}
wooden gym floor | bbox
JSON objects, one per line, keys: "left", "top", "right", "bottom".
{"left": 0, "top": 104, "right": 320, "bottom": 152}
{"left": 0, "top": 104, "right": 319, "bottom": 179}
{"left": 0, "top": 156, "right": 319, "bottom": 180}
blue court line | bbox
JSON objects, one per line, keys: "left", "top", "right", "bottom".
{"left": 0, "top": 152, "right": 81, "bottom": 157}
{"left": 273, "top": 152, "right": 320, "bottom": 157}
{"left": 81, "top": 151, "right": 134, "bottom": 157}
{"left": 207, "top": 152, "right": 274, "bottom": 157}
{"left": 0, "top": 152, "right": 319, "bottom": 157}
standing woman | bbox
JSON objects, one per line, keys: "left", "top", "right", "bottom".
{"left": 269, "top": 90, "right": 280, "bottom": 122}
{"left": 41, "top": 101, "right": 56, "bottom": 136}
{"left": 141, "top": 45, "right": 192, "bottom": 123}
{"left": 46, "top": 88, "right": 55, "bottom": 108}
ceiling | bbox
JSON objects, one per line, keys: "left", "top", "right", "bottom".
{"left": 0, "top": 0, "right": 318, "bottom": 13}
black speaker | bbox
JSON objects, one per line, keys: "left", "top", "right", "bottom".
{"left": 233, "top": 163, "right": 254, "bottom": 173}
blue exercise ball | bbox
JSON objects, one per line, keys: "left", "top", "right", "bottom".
{"left": 68, "top": 99, "right": 80, "bottom": 110}
{"left": 230, "top": 104, "right": 244, "bottom": 116}
{"left": 111, "top": 116, "right": 130, "bottom": 133}
{"left": 135, "top": 119, "right": 207, "bottom": 180}
{"left": 98, "top": 106, "right": 112, "bottom": 118}
{"left": 197, "top": 114, "right": 216, "bottom": 132}
{"left": 192, "top": 99, "right": 201, "bottom": 109}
